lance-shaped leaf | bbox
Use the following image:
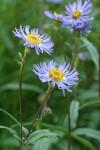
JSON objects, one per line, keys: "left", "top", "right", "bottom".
{"left": 70, "top": 100, "right": 79, "bottom": 129}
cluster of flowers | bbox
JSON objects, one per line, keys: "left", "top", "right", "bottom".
{"left": 45, "top": 0, "right": 93, "bottom": 35}
{"left": 13, "top": 24, "right": 79, "bottom": 96}
{"left": 13, "top": 0, "right": 94, "bottom": 96}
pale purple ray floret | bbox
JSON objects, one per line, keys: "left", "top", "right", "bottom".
{"left": 13, "top": 25, "right": 54, "bottom": 55}
{"left": 44, "top": 10, "right": 65, "bottom": 22}
{"left": 33, "top": 60, "right": 79, "bottom": 96}
{"left": 63, "top": 0, "right": 93, "bottom": 31}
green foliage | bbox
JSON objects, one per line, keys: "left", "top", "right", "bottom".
{"left": 80, "top": 97, "right": 100, "bottom": 109}
{"left": 42, "top": 123, "right": 97, "bottom": 150}
{"left": 70, "top": 100, "right": 79, "bottom": 129}
{"left": 0, "top": 126, "right": 20, "bottom": 141}
{"left": 28, "top": 129, "right": 58, "bottom": 144}
{"left": 0, "top": 83, "right": 44, "bottom": 93}
{"left": 81, "top": 37, "right": 99, "bottom": 71}
{"left": 0, "top": 108, "right": 28, "bottom": 137}
{"left": 0, "top": 0, "right": 99, "bottom": 150}
{"left": 74, "top": 128, "right": 100, "bottom": 141}
{"left": 34, "top": 138, "right": 50, "bottom": 150}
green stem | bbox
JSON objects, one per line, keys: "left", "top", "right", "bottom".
{"left": 53, "top": 28, "right": 67, "bottom": 61}
{"left": 71, "top": 32, "right": 79, "bottom": 68}
{"left": 67, "top": 31, "right": 79, "bottom": 150}
{"left": 72, "top": 32, "right": 79, "bottom": 102}
{"left": 19, "top": 141, "right": 23, "bottom": 150}
{"left": 40, "top": 100, "right": 47, "bottom": 120}
{"left": 67, "top": 92, "right": 71, "bottom": 150}
{"left": 19, "top": 53, "right": 27, "bottom": 140}
{"left": 26, "top": 84, "right": 53, "bottom": 140}
{"left": 19, "top": 48, "right": 29, "bottom": 141}
{"left": 98, "top": 46, "right": 100, "bottom": 97}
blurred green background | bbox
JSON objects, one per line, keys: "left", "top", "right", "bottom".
{"left": 0, "top": 0, "right": 100, "bottom": 150}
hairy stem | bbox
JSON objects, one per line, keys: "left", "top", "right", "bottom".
{"left": 19, "top": 51, "right": 27, "bottom": 140}
{"left": 67, "top": 32, "right": 79, "bottom": 150}
{"left": 54, "top": 28, "right": 67, "bottom": 61}
{"left": 40, "top": 100, "right": 47, "bottom": 120}
{"left": 71, "top": 33, "right": 79, "bottom": 68}
{"left": 26, "top": 84, "right": 53, "bottom": 140}
{"left": 98, "top": 46, "right": 100, "bottom": 97}
{"left": 19, "top": 141, "right": 23, "bottom": 150}
{"left": 67, "top": 92, "right": 71, "bottom": 150}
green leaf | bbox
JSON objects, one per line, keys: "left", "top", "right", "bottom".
{"left": 22, "top": 127, "right": 29, "bottom": 136}
{"left": 65, "top": 42, "right": 73, "bottom": 51}
{"left": 0, "top": 137, "right": 19, "bottom": 147}
{"left": 0, "top": 83, "right": 44, "bottom": 93}
{"left": 0, "top": 109, "right": 19, "bottom": 125}
{"left": 81, "top": 37, "right": 99, "bottom": 71}
{"left": 18, "top": 52, "right": 22, "bottom": 60}
{"left": 14, "top": 59, "right": 21, "bottom": 65}
{"left": 78, "top": 89, "right": 98, "bottom": 101}
{"left": 28, "top": 129, "right": 58, "bottom": 144}
{"left": 70, "top": 100, "right": 79, "bottom": 129}
{"left": 0, "top": 109, "right": 28, "bottom": 136}
{"left": 72, "top": 133, "right": 96, "bottom": 150}
{"left": 78, "top": 43, "right": 91, "bottom": 50}
{"left": 34, "top": 138, "right": 50, "bottom": 150}
{"left": 42, "top": 123, "right": 96, "bottom": 150}
{"left": 80, "top": 98, "right": 100, "bottom": 110}
{"left": 34, "top": 136, "right": 58, "bottom": 150}
{"left": 73, "top": 128, "right": 100, "bottom": 141}
{"left": 33, "top": 131, "right": 58, "bottom": 150}
{"left": 0, "top": 126, "right": 20, "bottom": 141}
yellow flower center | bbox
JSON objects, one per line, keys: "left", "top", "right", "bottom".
{"left": 49, "top": 68, "right": 64, "bottom": 82}
{"left": 55, "top": 13, "right": 59, "bottom": 17}
{"left": 26, "top": 33, "right": 41, "bottom": 45}
{"left": 72, "top": 9, "right": 81, "bottom": 19}
{"left": 55, "top": 13, "right": 61, "bottom": 20}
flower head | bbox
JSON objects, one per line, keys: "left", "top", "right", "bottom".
{"left": 71, "top": 21, "right": 92, "bottom": 35}
{"left": 13, "top": 25, "right": 54, "bottom": 55}
{"left": 44, "top": 10, "right": 65, "bottom": 22}
{"left": 63, "top": 0, "right": 93, "bottom": 28}
{"left": 33, "top": 60, "right": 79, "bottom": 96}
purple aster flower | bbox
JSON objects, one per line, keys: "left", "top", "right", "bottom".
{"left": 45, "top": 0, "right": 62, "bottom": 4}
{"left": 63, "top": 0, "right": 93, "bottom": 28}
{"left": 44, "top": 10, "right": 65, "bottom": 22}
{"left": 13, "top": 25, "right": 54, "bottom": 55}
{"left": 33, "top": 60, "right": 79, "bottom": 96}
{"left": 71, "top": 21, "right": 92, "bottom": 35}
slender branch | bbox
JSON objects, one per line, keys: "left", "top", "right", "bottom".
{"left": 71, "top": 33, "right": 79, "bottom": 68}
{"left": 54, "top": 28, "right": 67, "bottom": 61}
{"left": 19, "top": 52, "right": 27, "bottom": 140}
{"left": 98, "top": 46, "right": 100, "bottom": 97}
{"left": 40, "top": 100, "right": 47, "bottom": 120}
{"left": 19, "top": 142, "right": 23, "bottom": 150}
{"left": 67, "top": 32, "right": 79, "bottom": 150}
{"left": 71, "top": 33, "right": 79, "bottom": 102}
{"left": 26, "top": 84, "right": 53, "bottom": 140}
{"left": 67, "top": 92, "right": 71, "bottom": 150}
